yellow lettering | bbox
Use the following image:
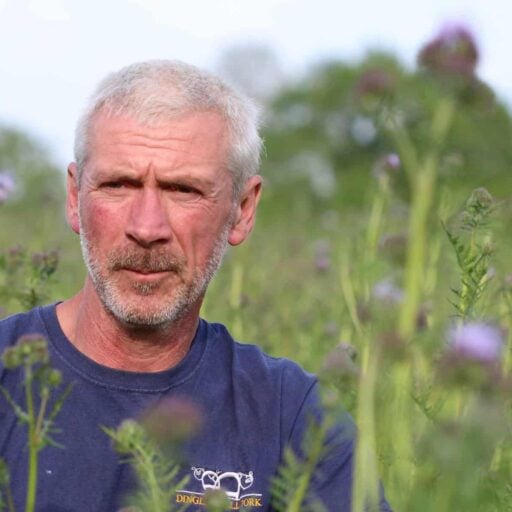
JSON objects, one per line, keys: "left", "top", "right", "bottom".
{"left": 237, "top": 497, "right": 263, "bottom": 508}
{"left": 175, "top": 494, "right": 205, "bottom": 505}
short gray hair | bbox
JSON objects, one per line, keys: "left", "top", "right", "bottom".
{"left": 74, "top": 60, "right": 263, "bottom": 198}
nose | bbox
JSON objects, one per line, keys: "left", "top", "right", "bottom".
{"left": 125, "top": 187, "right": 172, "bottom": 247}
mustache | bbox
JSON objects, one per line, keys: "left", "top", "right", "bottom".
{"left": 108, "top": 248, "right": 185, "bottom": 273}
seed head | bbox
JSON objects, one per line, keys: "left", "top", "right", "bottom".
{"left": 321, "top": 342, "right": 359, "bottom": 380}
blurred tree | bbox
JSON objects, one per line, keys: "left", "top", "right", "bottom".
{"left": 0, "top": 126, "right": 82, "bottom": 312}
{"left": 0, "top": 125, "right": 64, "bottom": 221}
{"left": 260, "top": 26, "right": 512, "bottom": 213}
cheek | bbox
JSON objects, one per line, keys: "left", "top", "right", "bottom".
{"left": 80, "top": 200, "right": 124, "bottom": 240}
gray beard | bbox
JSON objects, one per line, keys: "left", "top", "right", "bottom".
{"left": 78, "top": 213, "right": 230, "bottom": 329}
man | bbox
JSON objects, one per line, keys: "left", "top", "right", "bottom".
{"left": 0, "top": 61, "right": 391, "bottom": 511}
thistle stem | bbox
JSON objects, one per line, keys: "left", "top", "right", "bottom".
{"left": 24, "top": 365, "right": 38, "bottom": 512}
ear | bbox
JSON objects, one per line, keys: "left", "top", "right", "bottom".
{"left": 228, "top": 175, "right": 262, "bottom": 246}
{"left": 66, "top": 162, "right": 80, "bottom": 234}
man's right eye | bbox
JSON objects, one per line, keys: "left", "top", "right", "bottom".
{"left": 103, "top": 181, "right": 123, "bottom": 189}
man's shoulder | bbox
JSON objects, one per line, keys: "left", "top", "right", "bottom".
{"left": 0, "top": 305, "right": 52, "bottom": 350}
{"left": 206, "top": 321, "right": 317, "bottom": 396}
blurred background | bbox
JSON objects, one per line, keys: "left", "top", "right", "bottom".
{"left": 1, "top": 0, "right": 511, "bottom": 165}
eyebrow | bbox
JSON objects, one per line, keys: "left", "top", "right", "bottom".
{"left": 93, "top": 167, "right": 220, "bottom": 189}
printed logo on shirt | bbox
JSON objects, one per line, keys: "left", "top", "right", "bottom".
{"left": 175, "top": 466, "right": 263, "bottom": 509}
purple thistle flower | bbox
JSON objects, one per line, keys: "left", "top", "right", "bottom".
{"left": 448, "top": 323, "right": 504, "bottom": 363}
{"left": 0, "top": 171, "right": 15, "bottom": 204}
{"left": 355, "top": 68, "right": 396, "bottom": 98}
{"left": 140, "top": 396, "right": 203, "bottom": 445}
{"left": 418, "top": 23, "right": 479, "bottom": 78}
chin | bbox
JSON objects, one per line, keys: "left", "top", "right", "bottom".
{"left": 102, "top": 288, "right": 195, "bottom": 329}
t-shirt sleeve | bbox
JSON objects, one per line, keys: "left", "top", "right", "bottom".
{"left": 286, "top": 380, "right": 393, "bottom": 512}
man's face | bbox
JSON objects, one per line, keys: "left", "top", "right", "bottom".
{"left": 67, "top": 111, "right": 258, "bottom": 328}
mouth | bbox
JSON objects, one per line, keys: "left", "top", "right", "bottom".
{"left": 121, "top": 268, "right": 174, "bottom": 279}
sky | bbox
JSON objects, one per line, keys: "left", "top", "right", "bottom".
{"left": 0, "top": 0, "right": 511, "bottom": 168}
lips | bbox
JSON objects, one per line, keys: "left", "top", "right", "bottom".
{"left": 122, "top": 267, "right": 173, "bottom": 275}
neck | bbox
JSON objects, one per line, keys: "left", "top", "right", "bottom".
{"left": 56, "top": 280, "right": 201, "bottom": 372}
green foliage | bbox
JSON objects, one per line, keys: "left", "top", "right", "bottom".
{"left": 0, "top": 246, "right": 59, "bottom": 313}
{"left": 0, "top": 336, "right": 72, "bottom": 512}
{"left": 271, "top": 419, "right": 329, "bottom": 512}
{"left": 443, "top": 187, "right": 497, "bottom": 320}
{"left": 103, "top": 420, "right": 189, "bottom": 512}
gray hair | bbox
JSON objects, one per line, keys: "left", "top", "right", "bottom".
{"left": 74, "top": 60, "right": 263, "bottom": 198}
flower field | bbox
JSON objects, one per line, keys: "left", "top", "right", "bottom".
{"left": 1, "top": 26, "right": 512, "bottom": 512}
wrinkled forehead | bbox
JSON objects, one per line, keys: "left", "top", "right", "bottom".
{"left": 85, "top": 109, "right": 231, "bottom": 160}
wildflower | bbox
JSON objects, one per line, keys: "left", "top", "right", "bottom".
{"left": 2, "top": 334, "right": 48, "bottom": 369}
{"left": 373, "top": 153, "right": 400, "bottom": 180}
{"left": 321, "top": 342, "right": 359, "bottom": 380}
{"left": 0, "top": 171, "right": 15, "bottom": 204}
{"left": 448, "top": 323, "right": 503, "bottom": 363}
{"left": 418, "top": 23, "right": 479, "bottom": 78}
{"left": 315, "top": 255, "right": 330, "bottom": 273}
{"left": 140, "top": 396, "right": 203, "bottom": 445}
{"left": 31, "top": 250, "right": 60, "bottom": 277}
{"left": 314, "top": 239, "right": 331, "bottom": 273}
{"left": 110, "top": 419, "right": 145, "bottom": 455}
{"left": 355, "top": 68, "right": 396, "bottom": 99}
{"left": 372, "top": 278, "right": 404, "bottom": 304}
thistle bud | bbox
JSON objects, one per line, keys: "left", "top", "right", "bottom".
{"left": 140, "top": 396, "right": 203, "bottom": 445}
{"left": 204, "top": 489, "right": 230, "bottom": 511}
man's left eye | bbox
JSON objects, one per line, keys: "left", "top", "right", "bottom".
{"left": 167, "top": 184, "right": 201, "bottom": 196}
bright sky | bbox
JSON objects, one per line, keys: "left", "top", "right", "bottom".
{"left": 1, "top": 0, "right": 511, "bottom": 167}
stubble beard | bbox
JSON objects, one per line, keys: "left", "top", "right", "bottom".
{"left": 78, "top": 213, "right": 230, "bottom": 330}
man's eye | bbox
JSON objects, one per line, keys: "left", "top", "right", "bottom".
{"left": 167, "top": 184, "right": 201, "bottom": 196}
{"left": 104, "top": 182, "right": 123, "bottom": 189}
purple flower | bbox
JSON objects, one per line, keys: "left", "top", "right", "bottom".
{"left": 314, "top": 239, "right": 332, "bottom": 273}
{"left": 418, "top": 23, "right": 479, "bottom": 78}
{"left": 0, "top": 171, "right": 15, "bottom": 204}
{"left": 355, "top": 68, "right": 396, "bottom": 98}
{"left": 448, "top": 323, "right": 504, "bottom": 363}
{"left": 372, "top": 279, "right": 404, "bottom": 304}
{"left": 373, "top": 153, "right": 401, "bottom": 179}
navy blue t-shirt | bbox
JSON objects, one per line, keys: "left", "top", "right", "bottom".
{"left": 0, "top": 304, "right": 391, "bottom": 511}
